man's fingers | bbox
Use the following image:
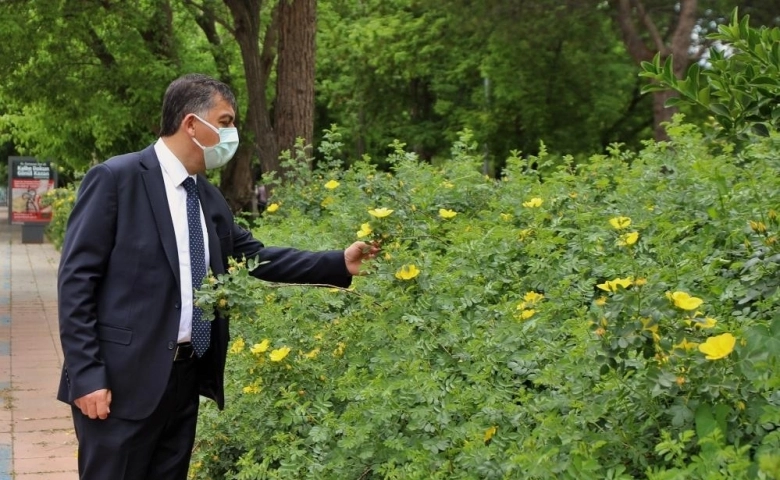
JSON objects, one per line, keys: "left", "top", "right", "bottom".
{"left": 357, "top": 241, "right": 380, "bottom": 258}
{"left": 74, "top": 398, "right": 91, "bottom": 417}
{"left": 74, "top": 389, "right": 111, "bottom": 420}
{"left": 86, "top": 400, "right": 99, "bottom": 420}
{"left": 96, "top": 398, "right": 110, "bottom": 420}
{"left": 103, "top": 390, "right": 112, "bottom": 418}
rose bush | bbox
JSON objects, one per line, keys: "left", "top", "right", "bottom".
{"left": 187, "top": 123, "right": 780, "bottom": 479}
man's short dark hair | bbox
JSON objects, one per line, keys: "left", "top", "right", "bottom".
{"left": 159, "top": 74, "right": 236, "bottom": 136}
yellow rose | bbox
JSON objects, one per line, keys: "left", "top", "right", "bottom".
{"left": 229, "top": 338, "right": 245, "bottom": 354}
{"left": 749, "top": 220, "right": 767, "bottom": 233}
{"left": 356, "top": 222, "right": 373, "bottom": 238}
{"left": 395, "top": 264, "right": 420, "bottom": 280}
{"left": 439, "top": 209, "right": 457, "bottom": 219}
{"left": 269, "top": 347, "right": 291, "bottom": 362}
{"left": 698, "top": 333, "right": 736, "bottom": 360}
{"left": 250, "top": 339, "right": 270, "bottom": 355}
{"left": 523, "top": 291, "right": 544, "bottom": 304}
{"left": 597, "top": 277, "right": 633, "bottom": 293}
{"left": 368, "top": 207, "right": 393, "bottom": 218}
{"left": 668, "top": 291, "right": 703, "bottom": 310}
{"left": 609, "top": 216, "right": 631, "bottom": 229}
{"left": 518, "top": 309, "right": 535, "bottom": 320}
{"left": 618, "top": 231, "right": 639, "bottom": 246}
{"left": 673, "top": 338, "right": 699, "bottom": 352}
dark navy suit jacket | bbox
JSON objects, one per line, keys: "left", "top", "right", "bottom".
{"left": 57, "top": 145, "right": 351, "bottom": 420}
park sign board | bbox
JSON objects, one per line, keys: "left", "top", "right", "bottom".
{"left": 8, "top": 157, "right": 55, "bottom": 224}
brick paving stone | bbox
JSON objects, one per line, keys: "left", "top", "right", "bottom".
{"left": 14, "top": 456, "right": 78, "bottom": 476}
{"left": 12, "top": 430, "right": 76, "bottom": 459}
{"left": 1, "top": 207, "right": 78, "bottom": 477}
{"left": 12, "top": 417, "right": 73, "bottom": 434}
{"left": 16, "top": 473, "right": 76, "bottom": 480}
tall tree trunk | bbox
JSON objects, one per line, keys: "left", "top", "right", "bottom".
{"left": 408, "top": 77, "right": 435, "bottom": 162}
{"left": 220, "top": 0, "right": 279, "bottom": 212}
{"left": 652, "top": 89, "right": 676, "bottom": 140}
{"left": 189, "top": 0, "right": 315, "bottom": 211}
{"left": 188, "top": 0, "right": 233, "bottom": 86}
{"left": 612, "top": 0, "right": 698, "bottom": 141}
{"left": 274, "top": 0, "right": 316, "bottom": 175}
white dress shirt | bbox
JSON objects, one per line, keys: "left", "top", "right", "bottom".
{"left": 154, "top": 138, "right": 211, "bottom": 344}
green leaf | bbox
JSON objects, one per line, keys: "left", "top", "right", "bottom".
{"left": 641, "top": 83, "right": 668, "bottom": 94}
{"left": 697, "top": 87, "right": 710, "bottom": 106}
{"left": 769, "top": 314, "right": 780, "bottom": 337}
{"left": 714, "top": 404, "right": 730, "bottom": 439}
{"left": 730, "top": 7, "right": 740, "bottom": 28}
{"left": 739, "top": 13, "right": 751, "bottom": 39}
{"left": 661, "top": 56, "right": 676, "bottom": 86}
{"left": 640, "top": 60, "right": 658, "bottom": 75}
{"left": 710, "top": 103, "right": 730, "bottom": 117}
{"left": 754, "top": 44, "right": 768, "bottom": 62}
{"left": 752, "top": 123, "right": 770, "bottom": 136}
{"left": 664, "top": 96, "right": 685, "bottom": 108}
{"left": 695, "top": 403, "right": 718, "bottom": 441}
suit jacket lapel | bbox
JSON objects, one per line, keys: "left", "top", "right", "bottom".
{"left": 197, "top": 176, "right": 222, "bottom": 275}
{"left": 139, "top": 148, "right": 181, "bottom": 287}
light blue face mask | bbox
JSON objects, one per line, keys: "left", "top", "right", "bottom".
{"left": 191, "top": 114, "right": 239, "bottom": 170}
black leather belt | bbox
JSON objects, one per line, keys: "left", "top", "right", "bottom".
{"left": 173, "top": 342, "right": 195, "bottom": 362}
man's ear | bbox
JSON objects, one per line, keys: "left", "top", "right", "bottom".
{"left": 181, "top": 113, "right": 196, "bottom": 135}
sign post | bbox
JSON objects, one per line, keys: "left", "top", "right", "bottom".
{"left": 7, "top": 157, "right": 56, "bottom": 243}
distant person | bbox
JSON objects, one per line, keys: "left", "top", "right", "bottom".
{"left": 256, "top": 183, "right": 268, "bottom": 213}
{"left": 57, "top": 73, "right": 379, "bottom": 480}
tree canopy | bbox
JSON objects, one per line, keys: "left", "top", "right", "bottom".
{"left": 1, "top": 0, "right": 776, "bottom": 206}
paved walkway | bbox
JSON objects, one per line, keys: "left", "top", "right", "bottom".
{"left": 0, "top": 207, "right": 78, "bottom": 478}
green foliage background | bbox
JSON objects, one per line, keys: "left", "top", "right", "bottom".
{"left": 641, "top": 9, "right": 780, "bottom": 144}
{"left": 182, "top": 123, "right": 780, "bottom": 479}
{"left": 0, "top": 0, "right": 662, "bottom": 176}
{"left": 315, "top": 0, "right": 649, "bottom": 167}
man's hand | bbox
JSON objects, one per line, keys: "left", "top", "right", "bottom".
{"left": 344, "top": 241, "right": 380, "bottom": 276}
{"left": 74, "top": 389, "right": 112, "bottom": 420}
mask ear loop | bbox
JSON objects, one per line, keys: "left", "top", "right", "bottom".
{"left": 192, "top": 114, "right": 220, "bottom": 134}
{"left": 191, "top": 114, "right": 220, "bottom": 149}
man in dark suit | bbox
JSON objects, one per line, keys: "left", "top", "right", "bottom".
{"left": 57, "top": 73, "right": 378, "bottom": 479}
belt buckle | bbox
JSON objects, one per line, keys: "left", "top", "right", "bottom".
{"left": 174, "top": 343, "right": 194, "bottom": 362}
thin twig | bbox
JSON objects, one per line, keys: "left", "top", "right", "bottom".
{"left": 182, "top": 0, "right": 235, "bottom": 35}
{"left": 392, "top": 235, "right": 443, "bottom": 241}
{"left": 357, "top": 465, "right": 373, "bottom": 480}
{"left": 262, "top": 282, "right": 385, "bottom": 309}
